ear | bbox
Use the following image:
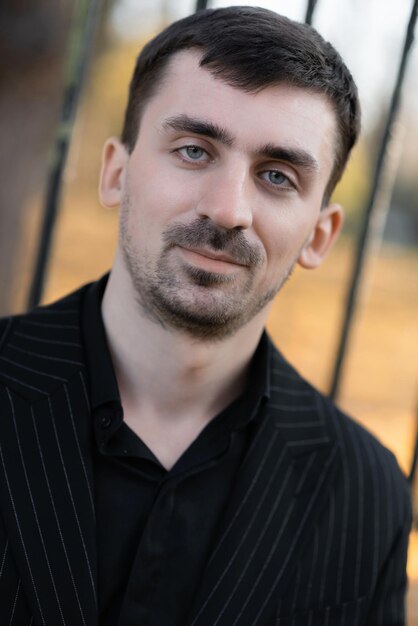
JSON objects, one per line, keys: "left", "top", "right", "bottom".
{"left": 98, "top": 137, "right": 129, "bottom": 208}
{"left": 297, "top": 203, "right": 344, "bottom": 269}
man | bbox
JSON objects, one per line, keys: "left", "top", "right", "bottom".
{"left": 0, "top": 6, "right": 411, "bottom": 625}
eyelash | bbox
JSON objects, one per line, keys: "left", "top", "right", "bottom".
{"left": 174, "top": 144, "right": 295, "bottom": 190}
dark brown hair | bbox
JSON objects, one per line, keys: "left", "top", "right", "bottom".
{"left": 121, "top": 6, "right": 361, "bottom": 202}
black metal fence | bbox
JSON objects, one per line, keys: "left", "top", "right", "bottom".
{"left": 28, "top": 0, "right": 418, "bottom": 487}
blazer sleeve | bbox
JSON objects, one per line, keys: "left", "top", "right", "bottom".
{"left": 365, "top": 490, "right": 412, "bottom": 626}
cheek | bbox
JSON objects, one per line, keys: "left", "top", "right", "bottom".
{"left": 259, "top": 212, "right": 314, "bottom": 267}
{"left": 127, "top": 162, "right": 196, "bottom": 225}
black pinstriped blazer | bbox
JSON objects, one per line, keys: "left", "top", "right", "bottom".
{"left": 0, "top": 280, "right": 411, "bottom": 626}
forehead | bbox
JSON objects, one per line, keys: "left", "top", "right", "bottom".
{"left": 140, "top": 51, "right": 337, "bottom": 172}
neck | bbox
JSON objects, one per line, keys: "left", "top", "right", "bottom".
{"left": 101, "top": 256, "right": 267, "bottom": 426}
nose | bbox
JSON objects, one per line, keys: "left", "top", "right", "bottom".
{"left": 196, "top": 164, "right": 253, "bottom": 230}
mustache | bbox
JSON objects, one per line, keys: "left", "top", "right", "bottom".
{"left": 162, "top": 220, "right": 264, "bottom": 268}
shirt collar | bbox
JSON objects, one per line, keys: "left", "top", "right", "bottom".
{"left": 82, "top": 273, "right": 121, "bottom": 410}
{"left": 222, "top": 330, "right": 271, "bottom": 431}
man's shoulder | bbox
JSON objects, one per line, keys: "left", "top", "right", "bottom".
{"left": 0, "top": 281, "right": 92, "bottom": 402}
{"left": 0, "top": 281, "right": 89, "bottom": 347}
{"left": 267, "top": 340, "right": 409, "bottom": 499}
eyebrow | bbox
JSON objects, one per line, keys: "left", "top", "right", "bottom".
{"left": 255, "top": 143, "right": 319, "bottom": 173}
{"left": 162, "top": 114, "right": 319, "bottom": 173}
{"left": 162, "top": 114, "right": 234, "bottom": 146}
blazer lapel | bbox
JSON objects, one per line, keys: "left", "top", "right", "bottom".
{"left": 187, "top": 348, "right": 341, "bottom": 626}
{"left": 0, "top": 289, "right": 97, "bottom": 625}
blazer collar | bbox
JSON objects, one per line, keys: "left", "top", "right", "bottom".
{"left": 187, "top": 347, "right": 341, "bottom": 626}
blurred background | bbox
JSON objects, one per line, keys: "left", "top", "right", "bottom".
{"left": 1, "top": 0, "right": 417, "bottom": 620}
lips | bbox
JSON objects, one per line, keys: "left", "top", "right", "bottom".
{"left": 162, "top": 219, "right": 264, "bottom": 269}
{"left": 180, "top": 246, "right": 247, "bottom": 266}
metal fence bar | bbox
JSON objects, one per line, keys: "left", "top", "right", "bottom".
{"left": 195, "top": 0, "right": 210, "bottom": 11}
{"left": 329, "top": 0, "right": 418, "bottom": 400}
{"left": 409, "top": 395, "right": 418, "bottom": 484}
{"left": 305, "top": 0, "right": 319, "bottom": 26}
{"left": 27, "top": 0, "right": 101, "bottom": 310}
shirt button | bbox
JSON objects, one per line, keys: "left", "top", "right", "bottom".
{"left": 100, "top": 415, "right": 112, "bottom": 429}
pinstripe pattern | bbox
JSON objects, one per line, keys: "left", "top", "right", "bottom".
{"left": 265, "top": 396, "right": 411, "bottom": 626}
{"left": 30, "top": 405, "right": 86, "bottom": 625}
{"left": 8, "top": 345, "right": 84, "bottom": 367}
{"left": 0, "top": 355, "right": 68, "bottom": 382}
{"left": 0, "top": 281, "right": 412, "bottom": 625}
{"left": 7, "top": 389, "right": 66, "bottom": 626}
{"left": 64, "top": 385, "right": 95, "bottom": 516}
{"left": 0, "top": 441, "right": 46, "bottom": 625}
{"left": 0, "top": 514, "right": 32, "bottom": 624}
{"left": 0, "top": 287, "right": 97, "bottom": 625}
{"left": 47, "top": 393, "right": 96, "bottom": 604}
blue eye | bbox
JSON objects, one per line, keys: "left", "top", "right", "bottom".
{"left": 179, "top": 145, "right": 207, "bottom": 160}
{"left": 261, "top": 170, "right": 288, "bottom": 186}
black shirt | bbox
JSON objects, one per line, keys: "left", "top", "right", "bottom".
{"left": 81, "top": 275, "right": 270, "bottom": 626}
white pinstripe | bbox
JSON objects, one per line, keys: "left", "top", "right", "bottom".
{"left": 31, "top": 407, "right": 86, "bottom": 625}
{"left": 233, "top": 505, "right": 300, "bottom": 625}
{"left": 0, "top": 539, "right": 8, "bottom": 579}
{"left": 274, "top": 420, "right": 323, "bottom": 429}
{"left": 318, "top": 491, "right": 335, "bottom": 604}
{"left": 305, "top": 524, "right": 320, "bottom": 609}
{"left": 47, "top": 397, "right": 97, "bottom": 604}
{"left": 8, "top": 579, "right": 20, "bottom": 626}
{"left": 20, "top": 320, "right": 79, "bottom": 330}
{"left": 14, "top": 331, "right": 81, "bottom": 348}
{"left": 377, "top": 456, "right": 404, "bottom": 621}
{"left": 270, "top": 385, "right": 311, "bottom": 396}
{"left": 382, "top": 453, "right": 397, "bottom": 552}
{"left": 0, "top": 443, "right": 46, "bottom": 626}
{"left": 79, "top": 372, "right": 91, "bottom": 412}
{"left": 271, "top": 368, "right": 299, "bottom": 381}
{"left": 370, "top": 441, "right": 392, "bottom": 625}
{"left": 269, "top": 403, "right": 316, "bottom": 412}
{"left": 295, "top": 450, "right": 318, "bottom": 494}
{"left": 226, "top": 472, "right": 296, "bottom": 626}
{"left": 294, "top": 565, "right": 304, "bottom": 614}
{"left": 251, "top": 446, "right": 338, "bottom": 625}
{"left": 207, "top": 417, "right": 275, "bottom": 566}
{"left": 347, "top": 422, "right": 365, "bottom": 598}
{"left": 0, "top": 372, "right": 49, "bottom": 395}
{"left": 8, "top": 345, "right": 83, "bottom": 366}
{"left": 288, "top": 437, "right": 329, "bottom": 446}
{"left": 329, "top": 408, "right": 350, "bottom": 605}
{"left": 0, "top": 356, "right": 68, "bottom": 382}
{"left": 7, "top": 389, "right": 67, "bottom": 626}
{"left": 190, "top": 437, "right": 285, "bottom": 625}
{"left": 388, "top": 557, "right": 397, "bottom": 622}
{"left": 362, "top": 435, "right": 381, "bottom": 588}
{"left": 30, "top": 310, "right": 79, "bottom": 316}
{"left": 64, "top": 384, "right": 95, "bottom": 516}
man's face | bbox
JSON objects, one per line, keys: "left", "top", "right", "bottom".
{"left": 101, "top": 51, "right": 342, "bottom": 340}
